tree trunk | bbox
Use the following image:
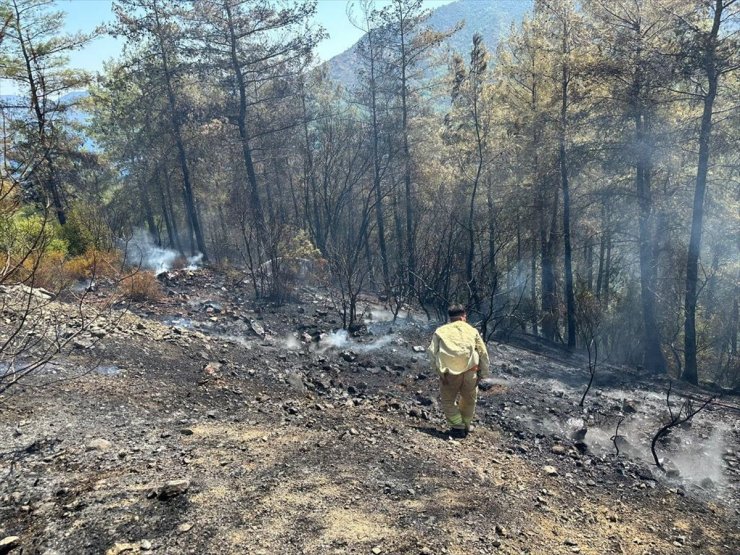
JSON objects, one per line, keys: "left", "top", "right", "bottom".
{"left": 530, "top": 236, "right": 538, "bottom": 334}
{"left": 541, "top": 185, "right": 559, "bottom": 342}
{"left": 140, "top": 180, "right": 159, "bottom": 245}
{"left": 224, "top": 2, "right": 267, "bottom": 245}
{"left": 683, "top": 0, "right": 723, "bottom": 385}
{"left": 367, "top": 29, "right": 390, "bottom": 293}
{"left": 559, "top": 27, "right": 576, "bottom": 349}
{"left": 398, "top": 20, "right": 416, "bottom": 291}
{"left": 635, "top": 110, "right": 666, "bottom": 373}
{"left": 152, "top": 4, "right": 207, "bottom": 260}
{"left": 161, "top": 165, "right": 185, "bottom": 256}
{"left": 13, "top": 1, "right": 67, "bottom": 225}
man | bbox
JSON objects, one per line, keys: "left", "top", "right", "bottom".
{"left": 427, "top": 304, "right": 490, "bottom": 439}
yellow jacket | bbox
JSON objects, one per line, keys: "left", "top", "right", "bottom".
{"left": 427, "top": 320, "right": 490, "bottom": 378}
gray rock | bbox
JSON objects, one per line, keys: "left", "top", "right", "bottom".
{"left": 249, "top": 320, "right": 265, "bottom": 338}
{"left": 177, "top": 522, "right": 193, "bottom": 533}
{"left": 551, "top": 444, "right": 568, "bottom": 455}
{"left": 73, "top": 338, "right": 94, "bottom": 350}
{"left": 0, "top": 537, "right": 20, "bottom": 555}
{"left": 158, "top": 479, "right": 190, "bottom": 499}
{"left": 543, "top": 465, "right": 559, "bottom": 476}
{"left": 105, "top": 544, "right": 136, "bottom": 555}
{"left": 286, "top": 372, "right": 306, "bottom": 392}
{"left": 86, "top": 438, "right": 112, "bottom": 451}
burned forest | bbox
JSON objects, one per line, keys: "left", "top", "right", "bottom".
{"left": 0, "top": 0, "right": 739, "bottom": 554}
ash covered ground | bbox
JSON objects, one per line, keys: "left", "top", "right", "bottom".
{"left": 1, "top": 268, "right": 738, "bottom": 555}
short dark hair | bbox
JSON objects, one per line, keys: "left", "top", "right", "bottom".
{"left": 448, "top": 304, "right": 466, "bottom": 319}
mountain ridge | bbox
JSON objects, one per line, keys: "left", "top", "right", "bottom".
{"left": 325, "top": 0, "right": 533, "bottom": 86}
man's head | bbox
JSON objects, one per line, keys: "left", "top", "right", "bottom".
{"left": 448, "top": 304, "right": 467, "bottom": 322}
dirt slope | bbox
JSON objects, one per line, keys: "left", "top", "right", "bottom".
{"left": 1, "top": 271, "right": 738, "bottom": 555}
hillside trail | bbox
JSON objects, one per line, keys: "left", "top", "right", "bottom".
{"left": 0, "top": 269, "right": 738, "bottom": 555}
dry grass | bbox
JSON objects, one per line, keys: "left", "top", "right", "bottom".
{"left": 64, "top": 249, "right": 123, "bottom": 281}
{"left": 117, "top": 271, "right": 163, "bottom": 302}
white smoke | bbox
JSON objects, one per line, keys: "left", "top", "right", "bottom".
{"left": 317, "top": 329, "right": 399, "bottom": 353}
{"left": 125, "top": 229, "right": 202, "bottom": 275}
{"left": 322, "top": 329, "right": 350, "bottom": 348}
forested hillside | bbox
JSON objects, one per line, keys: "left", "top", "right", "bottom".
{"left": 4, "top": 0, "right": 734, "bottom": 387}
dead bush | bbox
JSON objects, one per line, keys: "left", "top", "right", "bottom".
{"left": 64, "top": 249, "right": 123, "bottom": 281}
{"left": 118, "top": 271, "right": 163, "bottom": 302}
{"left": 18, "top": 251, "right": 67, "bottom": 291}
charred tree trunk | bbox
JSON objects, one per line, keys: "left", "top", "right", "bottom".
{"left": 635, "top": 110, "right": 666, "bottom": 373}
{"left": 559, "top": 26, "right": 576, "bottom": 349}
{"left": 224, "top": 2, "right": 267, "bottom": 245}
{"left": 152, "top": 5, "right": 207, "bottom": 260}
{"left": 541, "top": 185, "right": 559, "bottom": 342}
{"left": 399, "top": 22, "right": 416, "bottom": 291}
{"left": 161, "top": 165, "right": 185, "bottom": 256}
{"left": 683, "top": 0, "right": 724, "bottom": 385}
{"left": 367, "top": 28, "right": 390, "bottom": 294}
{"left": 140, "top": 179, "right": 159, "bottom": 245}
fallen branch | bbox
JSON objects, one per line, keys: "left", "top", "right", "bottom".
{"left": 650, "top": 381, "right": 716, "bottom": 469}
{"left": 611, "top": 416, "right": 625, "bottom": 457}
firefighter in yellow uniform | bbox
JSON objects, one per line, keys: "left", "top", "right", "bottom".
{"left": 427, "top": 304, "right": 490, "bottom": 438}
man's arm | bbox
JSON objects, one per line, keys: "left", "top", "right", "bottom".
{"left": 475, "top": 332, "right": 490, "bottom": 378}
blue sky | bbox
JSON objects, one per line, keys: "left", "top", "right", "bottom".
{"left": 57, "top": 0, "right": 456, "bottom": 73}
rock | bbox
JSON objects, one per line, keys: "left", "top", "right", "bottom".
{"left": 0, "top": 537, "right": 20, "bottom": 554}
{"left": 551, "top": 444, "right": 568, "bottom": 455}
{"left": 286, "top": 372, "right": 306, "bottom": 392}
{"left": 158, "top": 479, "right": 190, "bottom": 499}
{"left": 622, "top": 399, "right": 639, "bottom": 414}
{"left": 416, "top": 395, "right": 434, "bottom": 406}
{"left": 202, "top": 301, "right": 222, "bottom": 313}
{"left": 478, "top": 378, "right": 495, "bottom": 391}
{"left": 180, "top": 428, "right": 194, "bottom": 436}
{"left": 73, "top": 338, "right": 94, "bottom": 350}
{"left": 105, "top": 544, "right": 136, "bottom": 555}
{"left": 177, "top": 522, "right": 193, "bottom": 534}
{"left": 371, "top": 547, "right": 382, "bottom": 554}
{"left": 140, "top": 540, "right": 152, "bottom": 551}
{"left": 202, "top": 362, "right": 221, "bottom": 376}
{"left": 571, "top": 427, "right": 587, "bottom": 442}
{"left": 249, "top": 320, "right": 265, "bottom": 338}
{"left": 543, "top": 465, "right": 558, "bottom": 476}
{"left": 340, "top": 351, "right": 357, "bottom": 363}
{"left": 412, "top": 345, "right": 426, "bottom": 353}
{"left": 86, "top": 438, "right": 112, "bottom": 451}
